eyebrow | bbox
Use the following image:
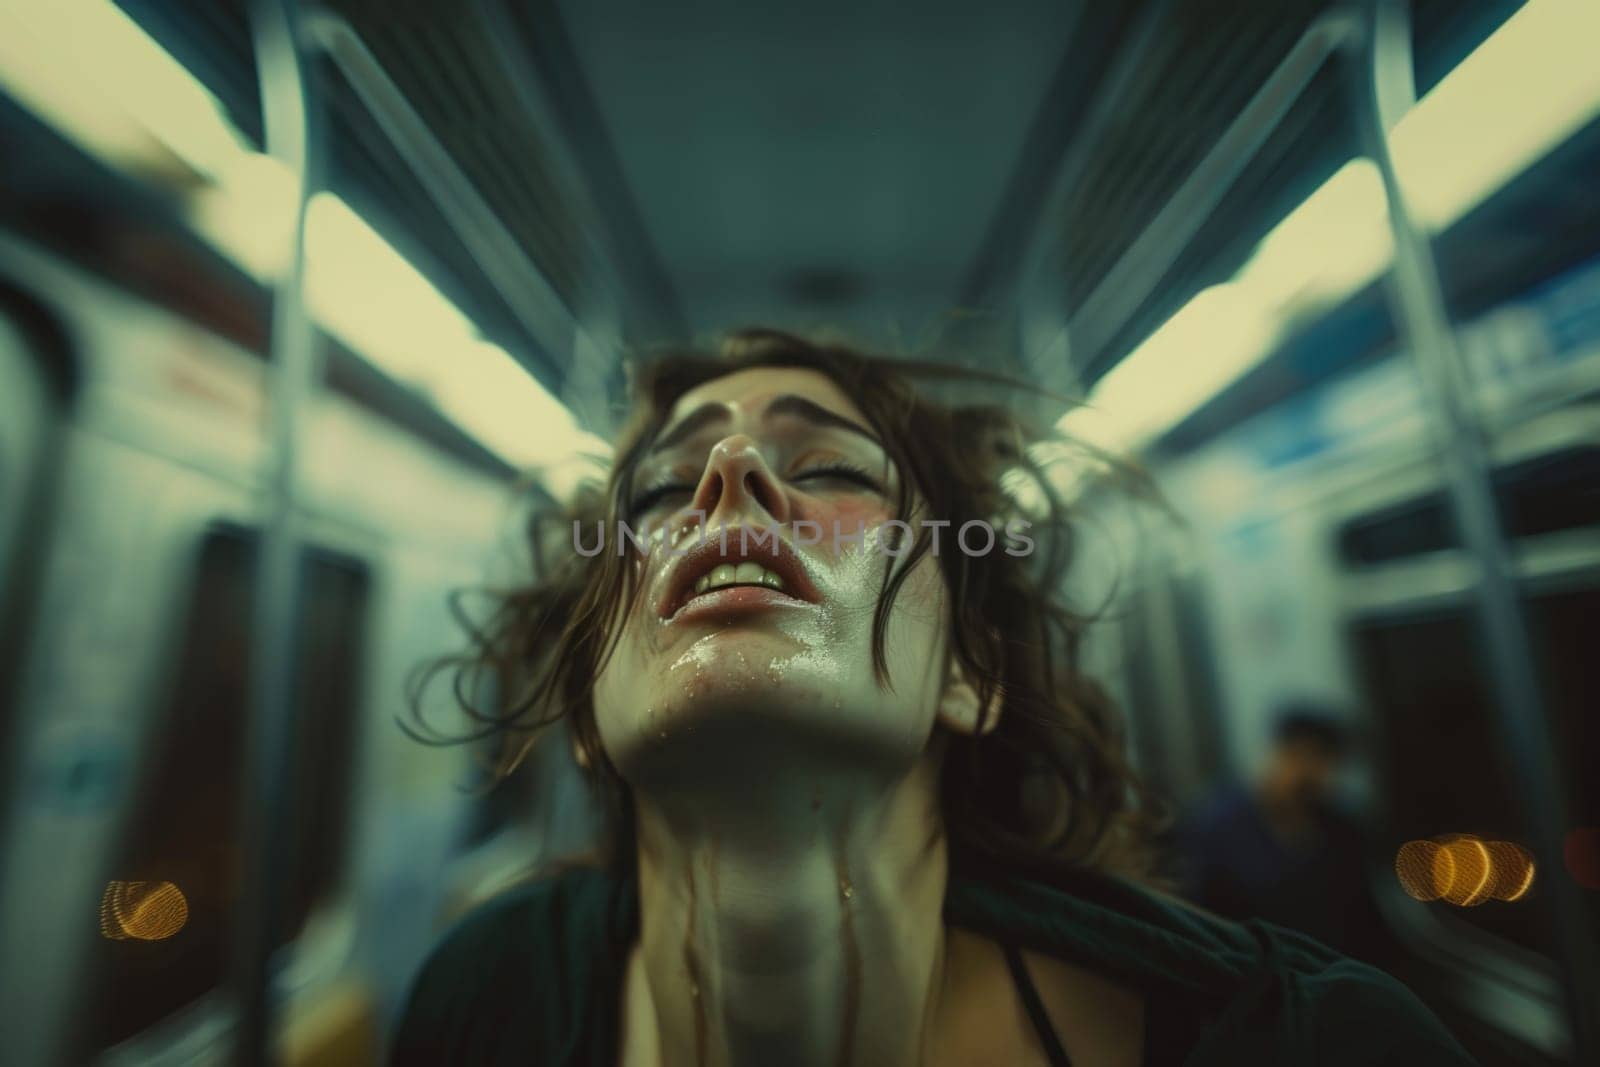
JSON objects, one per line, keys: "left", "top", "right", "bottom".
{"left": 648, "top": 393, "right": 882, "bottom": 455}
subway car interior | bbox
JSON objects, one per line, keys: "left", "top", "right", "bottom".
{"left": 1, "top": 0, "right": 1597, "bottom": 1063}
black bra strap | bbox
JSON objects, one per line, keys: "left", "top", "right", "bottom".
{"left": 1003, "top": 943, "right": 1074, "bottom": 1067}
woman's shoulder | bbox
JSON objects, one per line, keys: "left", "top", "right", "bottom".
{"left": 1273, "top": 940, "right": 1478, "bottom": 1064}
{"left": 948, "top": 861, "right": 1477, "bottom": 1064}
{"left": 389, "top": 864, "right": 629, "bottom": 1066}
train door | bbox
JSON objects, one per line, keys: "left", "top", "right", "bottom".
{"left": 0, "top": 287, "right": 75, "bottom": 780}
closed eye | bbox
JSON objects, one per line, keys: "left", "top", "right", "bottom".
{"left": 627, "top": 480, "right": 696, "bottom": 518}
{"left": 791, "top": 462, "right": 884, "bottom": 493}
{"left": 629, "top": 463, "right": 884, "bottom": 518}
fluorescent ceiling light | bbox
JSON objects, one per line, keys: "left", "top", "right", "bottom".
{"left": 1066, "top": 0, "right": 1600, "bottom": 453}
{"left": 1391, "top": 0, "right": 1600, "bottom": 232}
{"left": 300, "top": 195, "right": 610, "bottom": 485}
{"left": 1071, "top": 285, "right": 1277, "bottom": 450}
{"left": 0, "top": 0, "right": 243, "bottom": 179}
{"left": 188, "top": 152, "right": 302, "bottom": 278}
{"left": 0, "top": 0, "right": 608, "bottom": 490}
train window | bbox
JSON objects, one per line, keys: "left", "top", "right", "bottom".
{"left": 1338, "top": 445, "right": 1600, "bottom": 565}
{"left": 78, "top": 524, "right": 370, "bottom": 1053}
{"left": 1352, "top": 584, "right": 1600, "bottom": 958}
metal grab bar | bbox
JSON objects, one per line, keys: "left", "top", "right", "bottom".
{"left": 235, "top": 1, "right": 321, "bottom": 1063}
{"left": 1351, "top": 2, "right": 1598, "bottom": 1059}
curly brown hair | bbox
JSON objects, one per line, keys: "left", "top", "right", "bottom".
{"left": 409, "top": 328, "right": 1165, "bottom": 882}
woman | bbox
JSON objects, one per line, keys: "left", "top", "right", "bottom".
{"left": 393, "top": 329, "right": 1473, "bottom": 1065}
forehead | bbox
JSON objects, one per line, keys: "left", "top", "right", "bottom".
{"left": 665, "top": 366, "right": 869, "bottom": 429}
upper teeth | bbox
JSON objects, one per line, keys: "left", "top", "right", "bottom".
{"left": 693, "top": 561, "right": 786, "bottom": 595}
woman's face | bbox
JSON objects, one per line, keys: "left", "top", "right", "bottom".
{"left": 591, "top": 366, "right": 957, "bottom": 790}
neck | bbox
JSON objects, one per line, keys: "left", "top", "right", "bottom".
{"left": 623, "top": 751, "right": 950, "bottom": 1067}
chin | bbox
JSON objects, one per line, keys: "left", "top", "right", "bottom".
{"left": 599, "top": 664, "right": 927, "bottom": 792}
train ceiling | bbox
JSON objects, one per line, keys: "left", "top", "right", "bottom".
{"left": 113, "top": 0, "right": 1522, "bottom": 428}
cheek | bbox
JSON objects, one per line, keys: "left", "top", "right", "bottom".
{"left": 589, "top": 564, "right": 657, "bottom": 743}
{"left": 791, "top": 493, "right": 892, "bottom": 534}
{"left": 593, "top": 634, "right": 666, "bottom": 768}
{"left": 880, "top": 559, "right": 948, "bottom": 664}
{"left": 592, "top": 651, "right": 627, "bottom": 730}
{"left": 793, "top": 494, "right": 948, "bottom": 653}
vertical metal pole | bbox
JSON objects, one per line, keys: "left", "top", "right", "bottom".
{"left": 236, "top": 1, "right": 319, "bottom": 1063}
{"left": 1351, "top": 2, "right": 1598, "bottom": 1058}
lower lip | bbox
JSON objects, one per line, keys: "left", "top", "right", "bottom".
{"left": 669, "top": 584, "right": 811, "bottom": 624}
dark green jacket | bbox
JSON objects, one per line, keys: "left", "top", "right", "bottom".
{"left": 391, "top": 863, "right": 1476, "bottom": 1065}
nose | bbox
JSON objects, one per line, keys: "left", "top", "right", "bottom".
{"left": 690, "top": 435, "right": 791, "bottom": 527}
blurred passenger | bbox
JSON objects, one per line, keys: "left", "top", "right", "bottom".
{"left": 1177, "top": 705, "right": 1388, "bottom": 963}
{"left": 393, "top": 332, "right": 1469, "bottom": 1065}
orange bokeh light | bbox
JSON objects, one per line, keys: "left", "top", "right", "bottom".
{"left": 1396, "top": 840, "right": 1446, "bottom": 901}
{"left": 1438, "top": 836, "right": 1493, "bottom": 906}
{"left": 1395, "top": 835, "right": 1536, "bottom": 906}
{"left": 100, "top": 880, "right": 188, "bottom": 941}
{"left": 1483, "top": 840, "right": 1536, "bottom": 901}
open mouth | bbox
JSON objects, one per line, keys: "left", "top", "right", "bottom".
{"left": 691, "top": 561, "right": 789, "bottom": 596}
{"left": 660, "top": 529, "right": 819, "bottom": 619}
